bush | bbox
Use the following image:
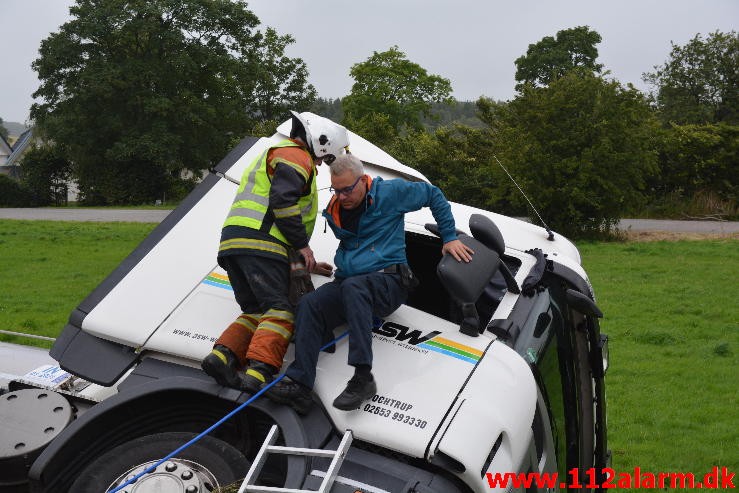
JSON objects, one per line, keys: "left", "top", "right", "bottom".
{"left": 0, "top": 174, "right": 35, "bottom": 206}
{"left": 20, "top": 144, "right": 72, "bottom": 206}
{"left": 650, "top": 123, "right": 738, "bottom": 211}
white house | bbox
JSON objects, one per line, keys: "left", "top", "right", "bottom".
{"left": 0, "top": 128, "right": 33, "bottom": 180}
{"left": 0, "top": 134, "right": 12, "bottom": 167}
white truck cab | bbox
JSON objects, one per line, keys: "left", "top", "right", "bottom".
{"left": 0, "top": 121, "right": 609, "bottom": 493}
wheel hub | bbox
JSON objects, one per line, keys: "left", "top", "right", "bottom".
{"left": 108, "top": 458, "right": 219, "bottom": 493}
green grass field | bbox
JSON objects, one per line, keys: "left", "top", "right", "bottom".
{"left": 0, "top": 220, "right": 156, "bottom": 342}
{"left": 0, "top": 219, "right": 736, "bottom": 483}
{"left": 579, "top": 240, "right": 738, "bottom": 481}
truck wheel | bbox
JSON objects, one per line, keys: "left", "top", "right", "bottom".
{"left": 69, "top": 431, "right": 249, "bottom": 493}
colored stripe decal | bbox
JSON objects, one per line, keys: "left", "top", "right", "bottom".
{"left": 417, "top": 343, "right": 479, "bottom": 364}
{"left": 202, "top": 272, "right": 233, "bottom": 291}
{"left": 431, "top": 336, "right": 484, "bottom": 356}
{"left": 422, "top": 340, "right": 481, "bottom": 361}
{"left": 202, "top": 279, "right": 232, "bottom": 291}
{"left": 206, "top": 276, "right": 230, "bottom": 285}
{"left": 417, "top": 335, "right": 483, "bottom": 364}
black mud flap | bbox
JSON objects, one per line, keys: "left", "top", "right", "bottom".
{"left": 50, "top": 325, "right": 138, "bottom": 386}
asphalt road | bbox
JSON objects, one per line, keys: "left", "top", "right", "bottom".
{"left": 616, "top": 218, "right": 739, "bottom": 234}
{"left": 0, "top": 208, "right": 171, "bottom": 223}
{"left": 1, "top": 208, "right": 738, "bottom": 234}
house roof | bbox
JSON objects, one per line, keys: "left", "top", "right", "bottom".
{"left": 6, "top": 128, "right": 34, "bottom": 167}
{"left": 0, "top": 133, "right": 12, "bottom": 161}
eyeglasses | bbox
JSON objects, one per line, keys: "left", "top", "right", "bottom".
{"left": 329, "top": 175, "right": 363, "bottom": 196}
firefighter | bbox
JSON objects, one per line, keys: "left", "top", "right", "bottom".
{"left": 201, "top": 112, "right": 349, "bottom": 393}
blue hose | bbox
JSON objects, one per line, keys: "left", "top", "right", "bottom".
{"left": 107, "top": 330, "right": 349, "bottom": 493}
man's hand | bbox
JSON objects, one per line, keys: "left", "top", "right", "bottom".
{"left": 312, "top": 261, "right": 334, "bottom": 277}
{"left": 298, "top": 246, "right": 316, "bottom": 273}
{"left": 442, "top": 239, "right": 474, "bottom": 263}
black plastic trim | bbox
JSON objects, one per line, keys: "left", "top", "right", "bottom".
{"left": 49, "top": 325, "right": 138, "bottom": 386}
{"left": 549, "top": 261, "right": 593, "bottom": 299}
{"left": 566, "top": 288, "right": 604, "bottom": 318}
{"left": 486, "top": 318, "right": 521, "bottom": 346}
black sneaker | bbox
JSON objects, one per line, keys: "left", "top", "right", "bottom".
{"left": 266, "top": 378, "right": 314, "bottom": 415}
{"left": 239, "top": 363, "right": 276, "bottom": 394}
{"left": 332, "top": 375, "right": 377, "bottom": 411}
{"left": 201, "top": 345, "right": 241, "bottom": 388}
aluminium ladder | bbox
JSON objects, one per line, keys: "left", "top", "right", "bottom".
{"left": 237, "top": 425, "right": 353, "bottom": 493}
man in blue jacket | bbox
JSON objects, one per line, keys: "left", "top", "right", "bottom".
{"left": 267, "top": 153, "right": 473, "bottom": 413}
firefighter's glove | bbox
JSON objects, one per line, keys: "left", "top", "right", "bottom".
{"left": 288, "top": 248, "right": 315, "bottom": 306}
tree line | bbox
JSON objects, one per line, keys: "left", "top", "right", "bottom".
{"left": 2, "top": 0, "right": 736, "bottom": 239}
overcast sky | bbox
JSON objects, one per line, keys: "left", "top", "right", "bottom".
{"left": 1, "top": 0, "right": 737, "bottom": 124}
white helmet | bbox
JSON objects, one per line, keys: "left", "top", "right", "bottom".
{"left": 290, "top": 111, "right": 349, "bottom": 163}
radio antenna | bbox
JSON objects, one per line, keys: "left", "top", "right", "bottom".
{"left": 492, "top": 155, "right": 554, "bottom": 241}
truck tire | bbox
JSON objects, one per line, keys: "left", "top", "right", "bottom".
{"left": 69, "top": 431, "right": 249, "bottom": 493}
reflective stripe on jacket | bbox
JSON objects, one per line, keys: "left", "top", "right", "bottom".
{"left": 223, "top": 140, "right": 318, "bottom": 248}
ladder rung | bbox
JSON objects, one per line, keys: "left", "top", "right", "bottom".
{"left": 239, "top": 425, "right": 354, "bottom": 493}
{"left": 241, "top": 487, "right": 320, "bottom": 493}
{"left": 265, "top": 446, "right": 338, "bottom": 457}
{"left": 309, "top": 470, "right": 391, "bottom": 493}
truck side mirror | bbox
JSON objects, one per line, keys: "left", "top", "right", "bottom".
{"left": 437, "top": 235, "right": 500, "bottom": 337}
{"left": 469, "top": 213, "right": 505, "bottom": 256}
{"left": 469, "top": 214, "right": 520, "bottom": 294}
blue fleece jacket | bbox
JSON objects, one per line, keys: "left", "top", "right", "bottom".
{"left": 323, "top": 176, "right": 458, "bottom": 278}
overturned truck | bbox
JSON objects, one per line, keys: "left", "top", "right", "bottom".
{"left": 0, "top": 120, "right": 609, "bottom": 493}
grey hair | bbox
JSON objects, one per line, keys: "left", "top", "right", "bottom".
{"left": 328, "top": 153, "right": 364, "bottom": 177}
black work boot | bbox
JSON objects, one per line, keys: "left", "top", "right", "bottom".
{"left": 201, "top": 345, "right": 241, "bottom": 388}
{"left": 332, "top": 374, "right": 377, "bottom": 411}
{"left": 239, "top": 362, "right": 278, "bottom": 394}
{"left": 266, "top": 378, "right": 314, "bottom": 415}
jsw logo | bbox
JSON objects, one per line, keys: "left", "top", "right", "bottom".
{"left": 372, "top": 321, "right": 440, "bottom": 345}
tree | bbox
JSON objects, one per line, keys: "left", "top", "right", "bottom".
{"left": 309, "top": 97, "right": 343, "bottom": 123}
{"left": 342, "top": 46, "right": 453, "bottom": 132}
{"left": 481, "top": 72, "right": 659, "bottom": 238}
{"left": 20, "top": 144, "right": 72, "bottom": 206}
{"left": 643, "top": 31, "right": 738, "bottom": 125}
{"left": 421, "top": 100, "right": 484, "bottom": 130}
{"left": 388, "top": 124, "right": 503, "bottom": 212}
{"left": 246, "top": 27, "right": 316, "bottom": 121}
{"left": 31, "top": 0, "right": 315, "bottom": 205}
{"left": 344, "top": 112, "right": 398, "bottom": 146}
{"left": 514, "top": 26, "right": 603, "bottom": 91}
